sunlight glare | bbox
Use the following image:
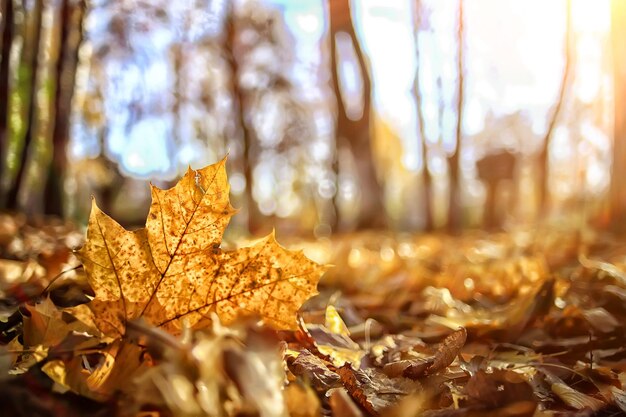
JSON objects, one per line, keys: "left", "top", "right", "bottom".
{"left": 294, "top": 13, "right": 321, "bottom": 34}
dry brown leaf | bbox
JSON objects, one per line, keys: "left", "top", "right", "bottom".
{"left": 22, "top": 298, "right": 95, "bottom": 348}
{"left": 42, "top": 340, "right": 147, "bottom": 401}
{"left": 290, "top": 349, "right": 341, "bottom": 391}
{"left": 307, "top": 322, "right": 365, "bottom": 368}
{"left": 306, "top": 304, "right": 365, "bottom": 367}
{"left": 328, "top": 387, "right": 364, "bottom": 417}
{"left": 8, "top": 298, "right": 98, "bottom": 372}
{"left": 74, "top": 158, "right": 324, "bottom": 337}
{"left": 608, "top": 386, "right": 626, "bottom": 413}
{"left": 550, "top": 382, "right": 606, "bottom": 411}
{"left": 383, "top": 357, "right": 433, "bottom": 380}
{"left": 426, "top": 327, "right": 467, "bottom": 375}
{"left": 542, "top": 370, "right": 607, "bottom": 412}
{"left": 337, "top": 364, "right": 421, "bottom": 416}
{"left": 464, "top": 369, "right": 537, "bottom": 415}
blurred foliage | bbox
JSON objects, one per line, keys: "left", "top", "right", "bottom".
{"left": 0, "top": 0, "right": 623, "bottom": 236}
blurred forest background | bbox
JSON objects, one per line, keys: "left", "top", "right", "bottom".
{"left": 0, "top": 0, "right": 625, "bottom": 238}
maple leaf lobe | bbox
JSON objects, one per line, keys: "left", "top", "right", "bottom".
{"left": 146, "top": 160, "right": 236, "bottom": 274}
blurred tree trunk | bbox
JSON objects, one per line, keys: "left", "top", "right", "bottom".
{"left": 224, "top": 1, "right": 257, "bottom": 233}
{"left": 0, "top": 0, "right": 43, "bottom": 211}
{"left": 0, "top": 0, "right": 83, "bottom": 216}
{"left": 411, "top": 0, "right": 433, "bottom": 231}
{"left": 610, "top": 0, "right": 626, "bottom": 228}
{"left": 537, "top": 0, "right": 571, "bottom": 216}
{"left": 0, "top": 0, "right": 13, "bottom": 183}
{"left": 19, "top": 0, "right": 63, "bottom": 215}
{"left": 447, "top": 0, "right": 464, "bottom": 233}
{"left": 328, "top": 0, "right": 386, "bottom": 231}
{"left": 43, "top": 0, "right": 85, "bottom": 216}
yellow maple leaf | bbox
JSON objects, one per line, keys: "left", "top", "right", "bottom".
{"left": 74, "top": 158, "right": 323, "bottom": 337}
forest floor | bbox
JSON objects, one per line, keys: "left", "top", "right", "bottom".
{"left": 1, "top": 212, "right": 626, "bottom": 416}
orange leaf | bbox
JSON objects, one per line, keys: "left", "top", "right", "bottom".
{"left": 74, "top": 157, "right": 324, "bottom": 337}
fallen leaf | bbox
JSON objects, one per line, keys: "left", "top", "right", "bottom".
{"left": 307, "top": 323, "right": 365, "bottom": 368}
{"left": 8, "top": 340, "right": 49, "bottom": 374}
{"left": 464, "top": 369, "right": 537, "bottom": 415}
{"left": 542, "top": 371, "right": 606, "bottom": 412}
{"left": 305, "top": 305, "right": 365, "bottom": 368}
{"left": 289, "top": 349, "right": 341, "bottom": 392}
{"left": 327, "top": 388, "right": 363, "bottom": 417}
{"left": 426, "top": 327, "right": 467, "bottom": 375}
{"left": 608, "top": 386, "right": 626, "bottom": 413}
{"left": 328, "top": 387, "right": 365, "bottom": 417}
{"left": 426, "top": 280, "right": 554, "bottom": 341}
{"left": 42, "top": 340, "right": 147, "bottom": 401}
{"left": 325, "top": 305, "right": 352, "bottom": 336}
{"left": 336, "top": 364, "right": 421, "bottom": 415}
{"left": 383, "top": 357, "right": 433, "bottom": 380}
{"left": 550, "top": 381, "right": 606, "bottom": 411}
{"left": 74, "top": 158, "right": 324, "bottom": 336}
{"left": 369, "top": 333, "right": 428, "bottom": 367}
{"left": 22, "top": 298, "right": 95, "bottom": 348}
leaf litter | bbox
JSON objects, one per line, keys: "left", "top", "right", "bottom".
{"left": 1, "top": 159, "right": 626, "bottom": 416}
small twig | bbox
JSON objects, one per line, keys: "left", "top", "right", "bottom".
{"left": 538, "top": 0, "right": 572, "bottom": 212}
{"left": 41, "top": 264, "right": 83, "bottom": 295}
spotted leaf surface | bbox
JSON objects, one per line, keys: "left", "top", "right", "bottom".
{"left": 76, "top": 158, "right": 323, "bottom": 337}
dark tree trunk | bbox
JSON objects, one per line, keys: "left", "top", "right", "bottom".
{"left": 447, "top": 0, "right": 464, "bottom": 233}
{"left": 411, "top": 0, "right": 433, "bottom": 231}
{"left": 328, "top": 0, "right": 386, "bottom": 231}
{"left": 0, "top": 0, "right": 14, "bottom": 185}
{"left": 0, "top": 0, "right": 84, "bottom": 216}
{"left": 1, "top": 0, "right": 43, "bottom": 211}
{"left": 44, "top": 0, "right": 86, "bottom": 216}
{"left": 224, "top": 2, "right": 257, "bottom": 233}
{"left": 537, "top": 0, "right": 571, "bottom": 216}
{"left": 610, "top": 0, "right": 626, "bottom": 228}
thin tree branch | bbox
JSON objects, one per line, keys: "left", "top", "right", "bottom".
{"left": 224, "top": 1, "right": 256, "bottom": 233}
{"left": 610, "top": 0, "right": 626, "bottom": 227}
{"left": 447, "top": 0, "right": 464, "bottom": 232}
{"left": 412, "top": 0, "right": 433, "bottom": 230}
{"left": 538, "top": 0, "right": 572, "bottom": 214}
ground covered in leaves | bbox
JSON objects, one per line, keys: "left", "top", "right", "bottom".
{"left": 3, "top": 212, "right": 626, "bottom": 417}
{"left": 2, "top": 159, "right": 626, "bottom": 417}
